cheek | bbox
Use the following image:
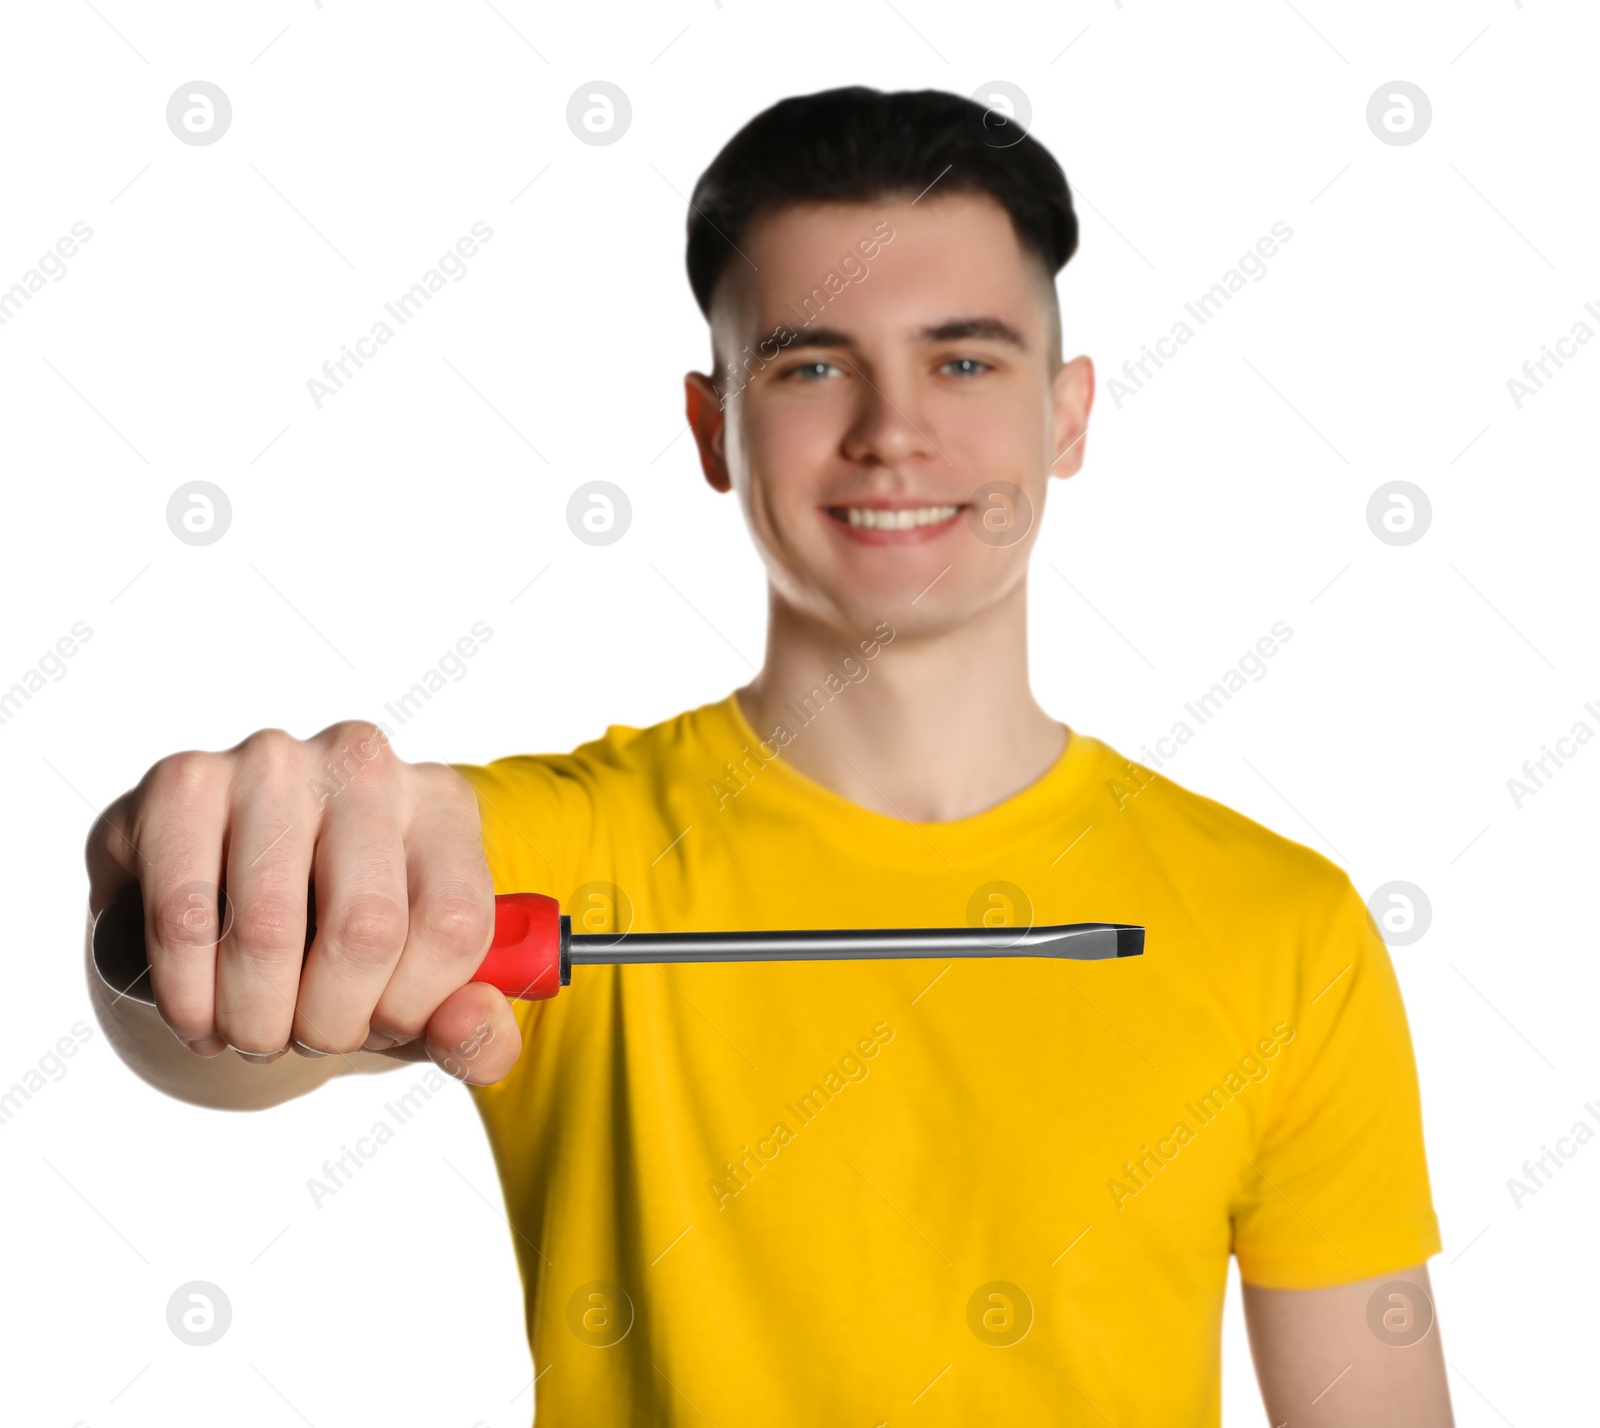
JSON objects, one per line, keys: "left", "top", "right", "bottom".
{"left": 752, "top": 395, "right": 840, "bottom": 466}
{"left": 945, "top": 397, "right": 1041, "bottom": 485}
{"left": 740, "top": 400, "right": 839, "bottom": 518}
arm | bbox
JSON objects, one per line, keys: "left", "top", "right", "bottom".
{"left": 84, "top": 913, "right": 415, "bottom": 1110}
{"left": 1243, "top": 1263, "right": 1453, "bottom": 1426}
{"left": 84, "top": 721, "right": 523, "bottom": 1111}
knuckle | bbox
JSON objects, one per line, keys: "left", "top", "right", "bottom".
{"left": 237, "top": 727, "right": 307, "bottom": 784}
{"left": 142, "top": 750, "right": 220, "bottom": 810}
{"left": 152, "top": 883, "right": 226, "bottom": 952}
{"left": 330, "top": 720, "right": 393, "bottom": 766}
{"left": 305, "top": 724, "right": 396, "bottom": 808}
{"left": 239, "top": 726, "right": 299, "bottom": 762}
{"left": 228, "top": 894, "right": 306, "bottom": 968}
{"left": 329, "top": 891, "right": 408, "bottom": 966}
{"left": 419, "top": 886, "right": 494, "bottom": 961}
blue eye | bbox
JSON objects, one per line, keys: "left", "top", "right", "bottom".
{"left": 787, "top": 360, "right": 841, "bottom": 381}
{"left": 942, "top": 357, "right": 990, "bottom": 377}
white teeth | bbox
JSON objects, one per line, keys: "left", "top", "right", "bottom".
{"left": 841, "top": 505, "right": 960, "bottom": 530}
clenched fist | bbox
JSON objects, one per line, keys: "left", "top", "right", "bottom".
{"left": 85, "top": 721, "right": 521, "bottom": 1085}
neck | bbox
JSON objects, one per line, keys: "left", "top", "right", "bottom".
{"left": 736, "top": 582, "right": 1067, "bottom": 823}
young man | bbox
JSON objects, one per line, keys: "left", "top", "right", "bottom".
{"left": 87, "top": 88, "right": 1451, "bottom": 1425}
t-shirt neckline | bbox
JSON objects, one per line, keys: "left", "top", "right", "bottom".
{"left": 714, "top": 690, "right": 1106, "bottom": 869}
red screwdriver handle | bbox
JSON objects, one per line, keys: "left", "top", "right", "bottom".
{"left": 90, "top": 883, "right": 571, "bottom": 1006}
{"left": 476, "top": 892, "right": 570, "bottom": 1001}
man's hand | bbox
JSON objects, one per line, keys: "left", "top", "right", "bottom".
{"left": 1243, "top": 1262, "right": 1453, "bottom": 1425}
{"left": 85, "top": 721, "right": 522, "bottom": 1099}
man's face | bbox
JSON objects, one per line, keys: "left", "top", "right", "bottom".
{"left": 686, "top": 191, "right": 1093, "bottom": 638}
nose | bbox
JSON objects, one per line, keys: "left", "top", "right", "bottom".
{"left": 839, "top": 360, "right": 943, "bottom": 469}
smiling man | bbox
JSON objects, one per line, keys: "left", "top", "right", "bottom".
{"left": 87, "top": 87, "right": 1451, "bottom": 1425}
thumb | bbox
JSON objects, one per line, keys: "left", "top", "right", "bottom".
{"left": 425, "top": 983, "right": 522, "bottom": 1086}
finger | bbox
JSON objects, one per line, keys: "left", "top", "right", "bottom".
{"left": 131, "top": 754, "right": 231, "bottom": 1055}
{"left": 213, "top": 732, "right": 316, "bottom": 1059}
{"left": 291, "top": 756, "right": 410, "bottom": 1056}
{"left": 85, "top": 788, "right": 143, "bottom": 918}
{"left": 425, "top": 982, "right": 521, "bottom": 1086}
{"left": 366, "top": 764, "right": 495, "bottom": 1046}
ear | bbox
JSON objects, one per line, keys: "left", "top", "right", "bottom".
{"left": 1048, "top": 355, "right": 1094, "bottom": 481}
{"left": 685, "top": 371, "right": 731, "bottom": 494}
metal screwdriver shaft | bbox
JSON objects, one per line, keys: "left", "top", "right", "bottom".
{"left": 569, "top": 922, "right": 1144, "bottom": 965}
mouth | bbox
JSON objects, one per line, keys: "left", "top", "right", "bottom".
{"left": 822, "top": 502, "right": 967, "bottom": 544}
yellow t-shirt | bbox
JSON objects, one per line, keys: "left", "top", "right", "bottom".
{"left": 452, "top": 693, "right": 1440, "bottom": 1426}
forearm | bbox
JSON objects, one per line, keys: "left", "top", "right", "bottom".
{"left": 85, "top": 922, "right": 397, "bottom": 1111}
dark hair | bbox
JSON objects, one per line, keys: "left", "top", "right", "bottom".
{"left": 685, "top": 86, "right": 1078, "bottom": 322}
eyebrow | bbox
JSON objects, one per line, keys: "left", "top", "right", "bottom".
{"left": 759, "top": 316, "right": 1029, "bottom": 353}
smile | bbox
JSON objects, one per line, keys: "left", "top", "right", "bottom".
{"left": 820, "top": 502, "right": 969, "bottom": 549}
{"left": 824, "top": 504, "right": 964, "bottom": 531}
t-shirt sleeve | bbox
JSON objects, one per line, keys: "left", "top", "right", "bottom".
{"left": 1230, "top": 871, "right": 1443, "bottom": 1288}
{"left": 449, "top": 753, "right": 595, "bottom": 904}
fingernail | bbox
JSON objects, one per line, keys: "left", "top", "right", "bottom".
{"left": 291, "top": 1039, "right": 328, "bottom": 1059}
{"left": 362, "top": 1032, "right": 398, "bottom": 1052}
{"left": 230, "top": 1044, "right": 287, "bottom": 1064}
{"left": 184, "top": 1035, "right": 227, "bottom": 1056}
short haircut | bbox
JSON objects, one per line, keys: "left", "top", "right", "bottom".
{"left": 685, "top": 86, "right": 1079, "bottom": 362}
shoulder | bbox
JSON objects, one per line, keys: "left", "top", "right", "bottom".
{"left": 450, "top": 698, "right": 730, "bottom": 861}
{"left": 1094, "top": 740, "right": 1360, "bottom": 931}
{"left": 455, "top": 697, "right": 721, "bottom": 789}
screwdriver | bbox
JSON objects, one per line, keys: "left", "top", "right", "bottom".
{"left": 92, "top": 882, "right": 1144, "bottom": 1006}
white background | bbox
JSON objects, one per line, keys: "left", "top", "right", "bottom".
{"left": 2, "top": 1, "right": 1595, "bottom": 1423}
